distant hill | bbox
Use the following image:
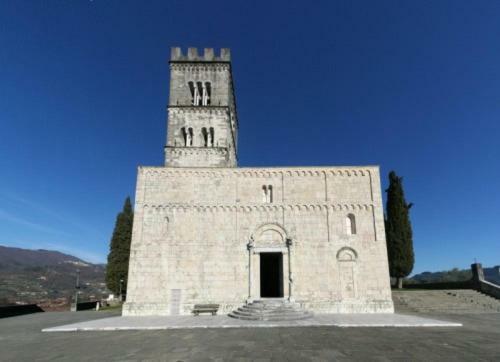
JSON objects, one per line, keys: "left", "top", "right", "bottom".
{"left": 410, "top": 266, "right": 500, "bottom": 285}
{"left": 0, "top": 245, "right": 109, "bottom": 306}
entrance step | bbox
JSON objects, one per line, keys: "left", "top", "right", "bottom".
{"left": 392, "top": 289, "right": 500, "bottom": 314}
{"left": 228, "top": 299, "right": 312, "bottom": 321}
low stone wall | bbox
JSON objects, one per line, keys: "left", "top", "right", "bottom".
{"left": 471, "top": 263, "right": 500, "bottom": 300}
{"left": 0, "top": 304, "right": 44, "bottom": 318}
{"left": 403, "top": 281, "right": 472, "bottom": 290}
{"left": 477, "top": 280, "right": 500, "bottom": 300}
{"left": 71, "top": 301, "right": 99, "bottom": 311}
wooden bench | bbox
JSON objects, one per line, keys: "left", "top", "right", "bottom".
{"left": 192, "top": 304, "right": 219, "bottom": 316}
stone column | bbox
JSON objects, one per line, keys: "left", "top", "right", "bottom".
{"left": 246, "top": 238, "right": 254, "bottom": 304}
{"left": 471, "top": 263, "right": 485, "bottom": 288}
{"left": 194, "top": 86, "right": 200, "bottom": 106}
{"left": 202, "top": 84, "right": 207, "bottom": 106}
{"left": 286, "top": 238, "right": 294, "bottom": 302}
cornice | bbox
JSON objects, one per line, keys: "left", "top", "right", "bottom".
{"left": 141, "top": 167, "right": 373, "bottom": 178}
{"left": 165, "top": 146, "right": 228, "bottom": 156}
{"left": 169, "top": 63, "right": 231, "bottom": 72}
{"left": 168, "top": 106, "right": 230, "bottom": 116}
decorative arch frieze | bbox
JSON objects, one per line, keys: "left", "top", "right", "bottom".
{"left": 143, "top": 167, "right": 375, "bottom": 181}
{"left": 170, "top": 63, "right": 230, "bottom": 72}
{"left": 140, "top": 203, "right": 373, "bottom": 213}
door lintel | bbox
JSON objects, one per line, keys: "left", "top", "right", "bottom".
{"left": 253, "top": 247, "right": 287, "bottom": 254}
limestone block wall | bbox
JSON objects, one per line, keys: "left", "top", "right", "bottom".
{"left": 123, "top": 166, "right": 393, "bottom": 316}
{"left": 165, "top": 147, "right": 231, "bottom": 168}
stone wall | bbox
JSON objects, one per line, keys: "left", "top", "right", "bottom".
{"left": 123, "top": 166, "right": 394, "bottom": 316}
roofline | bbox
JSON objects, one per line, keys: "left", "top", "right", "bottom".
{"left": 169, "top": 60, "right": 231, "bottom": 65}
{"left": 137, "top": 165, "right": 381, "bottom": 170}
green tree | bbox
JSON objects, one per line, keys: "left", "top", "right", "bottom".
{"left": 385, "top": 171, "right": 414, "bottom": 289}
{"left": 106, "top": 197, "right": 134, "bottom": 297}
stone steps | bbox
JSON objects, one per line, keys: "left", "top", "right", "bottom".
{"left": 232, "top": 307, "right": 310, "bottom": 316}
{"left": 392, "top": 289, "right": 500, "bottom": 314}
{"left": 228, "top": 300, "right": 313, "bottom": 321}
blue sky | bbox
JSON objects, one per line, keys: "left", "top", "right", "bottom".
{"left": 0, "top": 1, "right": 499, "bottom": 273}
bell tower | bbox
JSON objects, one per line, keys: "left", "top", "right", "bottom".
{"left": 165, "top": 47, "right": 238, "bottom": 167}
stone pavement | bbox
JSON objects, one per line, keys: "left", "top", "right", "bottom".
{"left": 43, "top": 313, "right": 461, "bottom": 332}
{"left": 2, "top": 311, "right": 500, "bottom": 361}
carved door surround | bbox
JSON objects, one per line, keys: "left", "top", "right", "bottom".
{"left": 247, "top": 223, "right": 294, "bottom": 303}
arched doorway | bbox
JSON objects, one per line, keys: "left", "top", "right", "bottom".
{"left": 247, "top": 223, "right": 291, "bottom": 301}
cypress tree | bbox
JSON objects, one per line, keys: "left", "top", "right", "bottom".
{"left": 385, "top": 171, "right": 414, "bottom": 289}
{"left": 106, "top": 197, "right": 134, "bottom": 297}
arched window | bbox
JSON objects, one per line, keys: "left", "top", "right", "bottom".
{"left": 188, "top": 81, "right": 195, "bottom": 105}
{"left": 196, "top": 82, "right": 203, "bottom": 105}
{"left": 262, "top": 185, "right": 273, "bottom": 203}
{"left": 188, "top": 81, "right": 203, "bottom": 105}
{"left": 346, "top": 214, "right": 356, "bottom": 235}
{"left": 203, "top": 82, "right": 211, "bottom": 105}
{"left": 201, "top": 127, "right": 208, "bottom": 147}
{"left": 181, "top": 127, "right": 187, "bottom": 146}
{"left": 188, "top": 81, "right": 211, "bottom": 106}
{"left": 185, "top": 127, "right": 193, "bottom": 146}
{"left": 188, "top": 127, "right": 193, "bottom": 146}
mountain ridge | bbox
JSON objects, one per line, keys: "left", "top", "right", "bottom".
{"left": 0, "top": 245, "right": 91, "bottom": 268}
{"left": 0, "top": 245, "right": 109, "bottom": 307}
{"left": 410, "top": 266, "right": 500, "bottom": 285}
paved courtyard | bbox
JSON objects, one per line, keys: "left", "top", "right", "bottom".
{"left": 42, "top": 313, "right": 461, "bottom": 331}
{"left": 1, "top": 310, "right": 499, "bottom": 361}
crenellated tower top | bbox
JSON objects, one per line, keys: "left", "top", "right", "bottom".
{"left": 170, "top": 47, "right": 231, "bottom": 62}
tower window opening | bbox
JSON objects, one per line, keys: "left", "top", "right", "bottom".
{"left": 188, "top": 81, "right": 203, "bottom": 106}
{"left": 188, "top": 81, "right": 211, "bottom": 106}
{"left": 209, "top": 127, "right": 214, "bottom": 147}
{"left": 196, "top": 82, "right": 203, "bottom": 106}
{"left": 187, "top": 127, "right": 193, "bottom": 146}
{"left": 181, "top": 127, "right": 187, "bottom": 146}
{"left": 201, "top": 127, "right": 208, "bottom": 147}
{"left": 188, "top": 82, "right": 196, "bottom": 106}
{"left": 182, "top": 127, "right": 193, "bottom": 146}
{"left": 346, "top": 214, "right": 356, "bottom": 235}
{"left": 203, "top": 82, "right": 211, "bottom": 105}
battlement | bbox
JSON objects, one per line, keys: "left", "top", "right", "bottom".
{"left": 170, "top": 47, "right": 231, "bottom": 62}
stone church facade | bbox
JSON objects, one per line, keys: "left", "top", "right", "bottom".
{"left": 123, "top": 48, "right": 394, "bottom": 316}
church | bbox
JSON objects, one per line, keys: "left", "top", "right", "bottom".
{"left": 123, "top": 48, "right": 394, "bottom": 317}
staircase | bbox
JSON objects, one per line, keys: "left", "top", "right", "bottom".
{"left": 228, "top": 299, "right": 312, "bottom": 321}
{"left": 392, "top": 289, "right": 500, "bottom": 314}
